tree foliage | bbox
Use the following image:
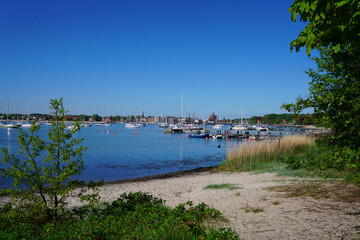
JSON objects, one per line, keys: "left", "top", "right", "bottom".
{"left": 247, "top": 113, "right": 315, "bottom": 125}
{"left": 1, "top": 98, "right": 101, "bottom": 218}
{"left": 289, "top": 0, "right": 360, "bottom": 60}
{"left": 285, "top": 0, "right": 360, "bottom": 179}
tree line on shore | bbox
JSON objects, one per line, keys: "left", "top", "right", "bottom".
{"left": 1, "top": 112, "right": 315, "bottom": 125}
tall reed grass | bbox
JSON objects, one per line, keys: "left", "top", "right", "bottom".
{"left": 221, "top": 135, "right": 315, "bottom": 171}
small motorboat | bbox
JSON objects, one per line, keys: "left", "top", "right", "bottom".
{"left": 189, "top": 131, "right": 210, "bottom": 138}
{"left": 159, "top": 123, "right": 169, "bottom": 128}
{"left": 125, "top": 123, "right": 138, "bottom": 128}
{"left": 212, "top": 134, "right": 223, "bottom": 139}
{"left": 256, "top": 126, "right": 269, "bottom": 131}
{"left": 230, "top": 125, "right": 248, "bottom": 131}
{"left": 95, "top": 123, "right": 110, "bottom": 127}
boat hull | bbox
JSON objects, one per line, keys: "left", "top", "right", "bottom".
{"left": 189, "top": 133, "right": 209, "bottom": 138}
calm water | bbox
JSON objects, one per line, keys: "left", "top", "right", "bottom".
{"left": 0, "top": 124, "right": 232, "bottom": 188}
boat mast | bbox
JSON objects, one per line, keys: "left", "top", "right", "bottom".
{"left": 241, "top": 109, "right": 243, "bottom": 125}
{"left": 7, "top": 100, "right": 9, "bottom": 122}
{"left": 181, "top": 94, "right": 183, "bottom": 124}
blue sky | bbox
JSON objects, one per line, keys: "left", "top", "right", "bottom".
{"left": 0, "top": 0, "right": 314, "bottom": 119}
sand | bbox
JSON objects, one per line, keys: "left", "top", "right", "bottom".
{"left": 2, "top": 170, "right": 359, "bottom": 239}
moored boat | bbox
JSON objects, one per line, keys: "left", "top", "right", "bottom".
{"left": 256, "top": 126, "right": 269, "bottom": 131}
{"left": 212, "top": 134, "right": 223, "bottom": 139}
{"left": 230, "top": 125, "right": 248, "bottom": 131}
{"left": 125, "top": 123, "right": 138, "bottom": 128}
{"left": 0, "top": 122, "right": 18, "bottom": 128}
{"left": 159, "top": 123, "right": 168, "bottom": 128}
{"left": 188, "top": 131, "right": 210, "bottom": 138}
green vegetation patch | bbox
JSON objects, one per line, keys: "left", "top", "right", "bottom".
{"left": 244, "top": 208, "right": 263, "bottom": 213}
{"left": 0, "top": 192, "right": 239, "bottom": 240}
{"left": 203, "top": 183, "right": 242, "bottom": 191}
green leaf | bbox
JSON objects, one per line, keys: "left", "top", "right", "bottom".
{"left": 333, "top": 44, "right": 340, "bottom": 53}
{"left": 334, "top": 0, "right": 350, "bottom": 8}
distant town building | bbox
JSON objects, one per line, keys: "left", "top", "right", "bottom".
{"left": 208, "top": 112, "right": 217, "bottom": 123}
{"left": 256, "top": 117, "right": 261, "bottom": 124}
{"left": 147, "top": 116, "right": 155, "bottom": 123}
{"left": 65, "top": 115, "right": 78, "bottom": 121}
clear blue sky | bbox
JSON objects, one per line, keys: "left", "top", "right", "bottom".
{"left": 0, "top": 0, "right": 314, "bottom": 119}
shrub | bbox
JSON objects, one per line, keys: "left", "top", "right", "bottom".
{"left": 0, "top": 192, "right": 239, "bottom": 239}
{"left": 0, "top": 98, "right": 102, "bottom": 219}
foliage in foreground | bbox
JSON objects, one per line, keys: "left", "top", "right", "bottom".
{"left": 0, "top": 98, "right": 102, "bottom": 219}
{"left": 284, "top": 0, "right": 360, "bottom": 181}
{"left": 0, "top": 192, "right": 238, "bottom": 240}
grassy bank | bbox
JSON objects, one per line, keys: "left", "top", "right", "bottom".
{"left": 219, "top": 135, "right": 359, "bottom": 181}
{"left": 220, "top": 135, "right": 316, "bottom": 172}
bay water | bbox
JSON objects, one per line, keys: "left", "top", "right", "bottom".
{"left": 0, "top": 124, "right": 230, "bottom": 188}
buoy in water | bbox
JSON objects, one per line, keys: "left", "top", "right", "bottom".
{"left": 114, "top": 132, "right": 116, "bottom": 135}
{"left": 95, "top": 130, "right": 97, "bottom": 133}
{"left": 134, "top": 132, "right": 137, "bottom": 135}
{"left": 205, "top": 137, "right": 208, "bottom": 140}
{"left": 118, "top": 129, "right": 120, "bottom": 131}
{"left": 103, "top": 129, "right": 105, "bottom": 132}
{"left": 178, "top": 136, "right": 180, "bottom": 138}
{"left": 226, "top": 138, "right": 230, "bottom": 141}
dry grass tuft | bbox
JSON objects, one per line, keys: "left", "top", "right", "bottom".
{"left": 267, "top": 181, "right": 360, "bottom": 203}
{"left": 223, "top": 135, "right": 315, "bottom": 170}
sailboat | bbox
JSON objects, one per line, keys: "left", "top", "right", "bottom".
{"left": 0, "top": 101, "right": 18, "bottom": 129}
{"left": 0, "top": 122, "right": 17, "bottom": 129}
{"left": 20, "top": 101, "right": 39, "bottom": 128}
{"left": 230, "top": 109, "right": 248, "bottom": 131}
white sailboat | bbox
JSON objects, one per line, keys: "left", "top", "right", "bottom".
{"left": 19, "top": 101, "right": 39, "bottom": 128}
{"left": 230, "top": 109, "right": 247, "bottom": 131}
{"left": 0, "top": 101, "right": 18, "bottom": 129}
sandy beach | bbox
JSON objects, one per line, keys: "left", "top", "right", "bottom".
{"left": 65, "top": 170, "right": 359, "bottom": 240}
{"left": 1, "top": 169, "right": 359, "bottom": 239}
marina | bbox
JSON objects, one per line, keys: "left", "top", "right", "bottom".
{"left": 0, "top": 122, "right": 326, "bottom": 189}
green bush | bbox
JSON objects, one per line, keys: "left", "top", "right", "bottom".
{"left": 282, "top": 144, "right": 330, "bottom": 170}
{"left": 0, "top": 192, "right": 239, "bottom": 239}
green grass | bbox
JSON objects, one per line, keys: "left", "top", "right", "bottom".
{"left": 222, "top": 135, "right": 316, "bottom": 171}
{"left": 219, "top": 136, "right": 345, "bottom": 178}
{"left": 244, "top": 208, "right": 263, "bottom": 213}
{"left": 203, "top": 184, "right": 242, "bottom": 191}
{"left": 0, "top": 192, "right": 239, "bottom": 239}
